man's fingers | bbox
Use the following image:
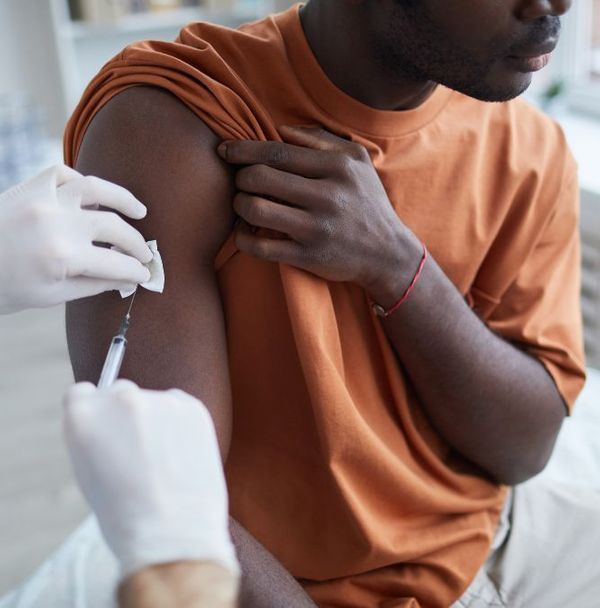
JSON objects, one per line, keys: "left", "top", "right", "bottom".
{"left": 235, "top": 164, "right": 316, "bottom": 208}
{"left": 68, "top": 246, "right": 151, "bottom": 284}
{"left": 233, "top": 192, "right": 311, "bottom": 240}
{"left": 87, "top": 211, "right": 153, "bottom": 264}
{"left": 59, "top": 176, "right": 147, "bottom": 219}
{"left": 278, "top": 125, "right": 361, "bottom": 155}
{"left": 235, "top": 220, "right": 305, "bottom": 266}
{"left": 218, "top": 140, "right": 334, "bottom": 178}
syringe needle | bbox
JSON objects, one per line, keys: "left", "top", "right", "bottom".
{"left": 125, "top": 288, "right": 138, "bottom": 321}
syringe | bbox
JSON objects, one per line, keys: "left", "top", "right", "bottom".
{"left": 97, "top": 291, "right": 136, "bottom": 389}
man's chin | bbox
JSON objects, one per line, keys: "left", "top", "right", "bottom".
{"left": 455, "top": 72, "right": 534, "bottom": 103}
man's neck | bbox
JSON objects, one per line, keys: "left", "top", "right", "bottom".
{"left": 299, "top": 0, "right": 437, "bottom": 112}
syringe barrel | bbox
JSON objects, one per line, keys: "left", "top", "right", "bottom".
{"left": 97, "top": 335, "right": 127, "bottom": 389}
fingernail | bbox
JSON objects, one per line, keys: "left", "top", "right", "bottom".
{"left": 217, "top": 142, "right": 228, "bottom": 157}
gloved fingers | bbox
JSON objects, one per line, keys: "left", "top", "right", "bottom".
{"left": 63, "top": 382, "right": 98, "bottom": 433}
{"left": 58, "top": 175, "right": 147, "bottom": 219}
{"left": 70, "top": 381, "right": 97, "bottom": 393}
{"left": 166, "top": 389, "right": 213, "bottom": 423}
{"left": 52, "top": 164, "right": 82, "bottom": 187}
{"left": 64, "top": 382, "right": 98, "bottom": 405}
{"left": 86, "top": 210, "right": 153, "bottom": 264}
{"left": 68, "top": 246, "right": 151, "bottom": 284}
{"left": 58, "top": 276, "right": 138, "bottom": 303}
{"left": 108, "top": 379, "right": 139, "bottom": 393}
{"left": 107, "top": 379, "right": 141, "bottom": 402}
{"left": 166, "top": 388, "right": 204, "bottom": 407}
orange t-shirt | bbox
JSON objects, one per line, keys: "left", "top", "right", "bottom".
{"left": 64, "top": 6, "right": 586, "bottom": 607}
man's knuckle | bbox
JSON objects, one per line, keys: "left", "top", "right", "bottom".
{"left": 255, "top": 163, "right": 271, "bottom": 181}
{"left": 303, "top": 217, "right": 322, "bottom": 244}
{"left": 320, "top": 218, "right": 335, "bottom": 239}
{"left": 236, "top": 193, "right": 265, "bottom": 225}
{"left": 336, "top": 155, "right": 354, "bottom": 175}
{"left": 238, "top": 164, "right": 269, "bottom": 191}
{"left": 255, "top": 239, "right": 275, "bottom": 261}
{"left": 246, "top": 200, "right": 263, "bottom": 225}
{"left": 266, "top": 145, "right": 288, "bottom": 167}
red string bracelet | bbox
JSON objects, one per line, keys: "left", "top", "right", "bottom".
{"left": 371, "top": 241, "right": 428, "bottom": 318}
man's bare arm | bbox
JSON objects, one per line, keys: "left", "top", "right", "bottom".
{"left": 69, "top": 86, "right": 315, "bottom": 607}
{"left": 69, "top": 86, "right": 235, "bottom": 454}
{"left": 215, "top": 129, "right": 576, "bottom": 486}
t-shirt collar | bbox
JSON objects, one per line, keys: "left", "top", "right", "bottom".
{"left": 274, "top": 4, "right": 453, "bottom": 138}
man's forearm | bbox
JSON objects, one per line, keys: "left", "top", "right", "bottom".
{"left": 369, "top": 232, "right": 566, "bottom": 485}
{"left": 118, "top": 561, "right": 239, "bottom": 608}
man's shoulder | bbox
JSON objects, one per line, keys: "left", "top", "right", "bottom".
{"left": 75, "top": 85, "right": 235, "bottom": 258}
{"left": 168, "top": 12, "right": 288, "bottom": 86}
{"left": 82, "top": 85, "right": 221, "bottom": 167}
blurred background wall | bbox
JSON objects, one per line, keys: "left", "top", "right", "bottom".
{"left": 0, "top": 0, "right": 599, "bottom": 598}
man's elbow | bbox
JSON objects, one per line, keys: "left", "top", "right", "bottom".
{"left": 488, "top": 421, "right": 564, "bottom": 486}
{"left": 492, "top": 454, "right": 551, "bottom": 486}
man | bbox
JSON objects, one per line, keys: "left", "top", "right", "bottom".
{"left": 61, "top": 0, "right": 592, "bottom": 606}
{"left": 0, "top": 166, "right": 239, "bottom": 607}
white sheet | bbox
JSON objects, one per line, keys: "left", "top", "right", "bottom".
{"left": 538, "top": 367, "right": 600, "bottom": 489}
{"left": 2, "top": 369, "right": 599, "bottom": 608}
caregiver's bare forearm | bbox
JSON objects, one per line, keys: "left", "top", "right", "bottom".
{"left": 119, "top": 562, "right": 239, "bottom": 608}
{"left": 370, "top": 234, "right": 565, "bottom": 486}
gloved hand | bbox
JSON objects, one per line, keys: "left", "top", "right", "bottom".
{"left": 0, "top": 164, "right": 153, "bottom": 314}
{"left": 63, "top": 380, "right": 239, "bottom": 582}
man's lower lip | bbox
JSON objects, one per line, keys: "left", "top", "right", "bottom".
{"left": 506, "top": 53, "right": 551, "bottom": 73}
{"left": 505, "top": 53, "right": 551, "bottom": 73}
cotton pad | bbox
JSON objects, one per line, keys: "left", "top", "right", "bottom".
{"left": 120, "top": 240, "right": 165, "bottom": 298}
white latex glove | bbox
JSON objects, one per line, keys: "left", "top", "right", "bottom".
{"left": 0, "top": 164, "right": 153, "bottom": 314}
{"left": 63, "top": 380, "right": 239, "bottom": 582}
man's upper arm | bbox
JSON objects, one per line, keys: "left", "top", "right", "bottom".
{"left": 68, "top": 86, "right": 236, "bottom": 456}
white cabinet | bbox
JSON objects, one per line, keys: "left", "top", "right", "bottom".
{"left": 52, "top": 0, "right": 286, "bottom": 126}
{"left": 0, "top": 0, "right": 291, "bottom": 137}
